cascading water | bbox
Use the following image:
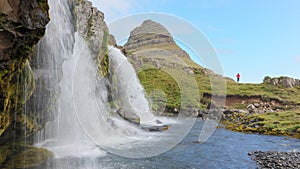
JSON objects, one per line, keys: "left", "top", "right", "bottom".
{"left": 33, "top": 0, "right": 105, "bottom": 158}
{"left": 33, "top": 0, "right": 162, "bottom": 164}
{"left": 108, "top": 47, "right": 156, "bottom": 124}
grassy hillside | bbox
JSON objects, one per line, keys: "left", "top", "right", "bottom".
{"left": 226, "top": 80, "right": 300, "bottom": 104}
{"left": 137, "top": 66, "right": 201, "bottom": 115}
{"left": 136, "top": 63, "right": 300, "bottom": 138}
{"left": 136, "top": 62, "right": 300, "bottom": 114}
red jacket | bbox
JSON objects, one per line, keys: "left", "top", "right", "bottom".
{"left": 236, "top": 73, "right": 240, "bottom": 78}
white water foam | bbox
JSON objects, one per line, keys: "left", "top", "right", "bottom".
{"left": 108, "top": 47, "right": 156, "bottom": 124}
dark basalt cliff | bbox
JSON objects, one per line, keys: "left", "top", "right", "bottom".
{"left": 0, "top": 0, "right": 49, "bottom": 142}
{"left": 0, "top": 0, "right": 51, "bottom": 166}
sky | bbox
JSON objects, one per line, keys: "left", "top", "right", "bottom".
{"left": 91, "top": 0, "right": 300, "bottom": 83}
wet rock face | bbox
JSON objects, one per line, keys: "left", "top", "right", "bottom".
{"left": 75, "top": 0, "right": 108, "bottom": 57}
{"left": 263, "top": 76, "right": 300, "bottom": 88}
{"left": 115, "top": 108, "right": 140, "bottom": 125}
{"left": 0, "top": 0, "right": 49, "bottom": 65}
{"left": 249, "top": 151, "right": 300, "bottom": 169}
{"left": 0, "top": 0, "right": 49, "bottom": 165}
{"left": 75, "top": 0, "right": 109, "bottom": 77}
{"left": 0, "top": 0, "right": 49, "bottom": 140}
{"left": 0, "top": 0, "right": 49, "bottom": 28}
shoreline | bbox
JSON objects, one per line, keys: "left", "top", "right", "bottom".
{"left": 218, "top": 109, "right": 300, "bottom": 139}
{"left": 249, "top": 151, "right": 300, "bottom": 169}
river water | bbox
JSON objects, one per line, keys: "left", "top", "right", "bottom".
{"left": 38, "top": 120, "right": 300, "bottom": 169}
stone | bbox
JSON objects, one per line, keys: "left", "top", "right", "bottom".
{"left": 263, "top": 76, "right": 300, "bottom": 88}
{"left": 140, "top": 124, "right": 170, "bottom": 132}
{"left": 237, "top": 109, "right": 249, "bottom": 114}
{"left": 253, "top": 103, "right": 261, "bottom": 108}
{"left": 0, "top": 30, "right": 14, "bottom": 49}
{"left": 108, "top": 34, "right": 117, "bottom": 46}
{"left": 75, "top": 0, "right": 108, "bottom": 58}
{"left": 249, "top": 151, "right": 300, "bottom": 169}
{"left": 0, "top": 0, "right": 14, "bottom": 15}
{"left": 247, "top": 104, "right": 256, "bottom": 111}
{"left": 115, "top": 108, "right": 140, "bottom": 125}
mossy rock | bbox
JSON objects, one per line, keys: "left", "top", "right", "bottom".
{"left": 4, "top": 147, "right": 54, "bottom": 169}
{"left": 37, "top": 0, "right": 49, "bottom": 14}
{"left": 0, "top": 113, "right": 10, "bottom": 136}
{"left": 98, "top": 30, "right": 109, "bottom": 77}
{"left": 0, "top": 144, "right": 12, "bottom": 165}
{"left": 0, "top": 60, "right": 36, "bottom": 137}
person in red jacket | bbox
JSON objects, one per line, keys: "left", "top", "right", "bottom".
{"left": 236, "top": 73, "right": 240, "bottom": 82}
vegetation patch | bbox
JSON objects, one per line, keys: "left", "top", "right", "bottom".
{"left": 226, "top": 81, "right": 300, "bottom": 105}
{"left": 221, "top": 109, "right": 300, "bottom": 139}
{"left": 98, "top": 30, "right": 109, "bottom": 77}
{"left": 138, "top": 68, "right": 181, "bottom": 114}
{"left": 37, "top": 0, "right": 49, "bottom": 13}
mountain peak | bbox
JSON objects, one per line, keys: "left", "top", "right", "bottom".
{"left": 128, "top": 19, "right": 171, "bottom": 37}
{"left": 124, "top": 20, "right": 189, "bottom": 58}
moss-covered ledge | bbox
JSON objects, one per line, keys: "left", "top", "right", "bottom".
{"left": 0, "top": 144, "right": 53, "bottom": 169}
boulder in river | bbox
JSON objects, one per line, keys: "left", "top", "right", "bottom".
{"left": 115, "top": 108, "right": 140, "bottom": 125}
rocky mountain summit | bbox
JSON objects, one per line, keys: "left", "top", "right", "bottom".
{"left": 124, "top": 20, "right": 189, "bottom": 59}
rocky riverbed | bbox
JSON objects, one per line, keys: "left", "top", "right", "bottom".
{"left": 249, "top": 151, "right": 300, "bottom": 169}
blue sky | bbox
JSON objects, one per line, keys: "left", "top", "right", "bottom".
{"left": 91, "top": 0, "right": 300, "bottom": 83}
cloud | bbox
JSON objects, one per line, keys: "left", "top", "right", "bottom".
{"left": 91, "top": 0, "right": 145, "bottom": 22}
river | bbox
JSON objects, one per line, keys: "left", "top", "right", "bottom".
{"left": 37, "top": 119, "right": 300, "bottom": 169}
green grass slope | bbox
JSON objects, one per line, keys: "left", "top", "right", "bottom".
{"left": 135, "top": 61, "right": 300, "bottom": 114}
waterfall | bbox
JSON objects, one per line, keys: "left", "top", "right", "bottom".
{"left": 33, "top": 0, "right": 105, "bottom": 158}
{"left": 33, "top": 0, "right": 160, "bottom": 161}
{"left": 108, "top": 47, "right": 156, "bottom": 124}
